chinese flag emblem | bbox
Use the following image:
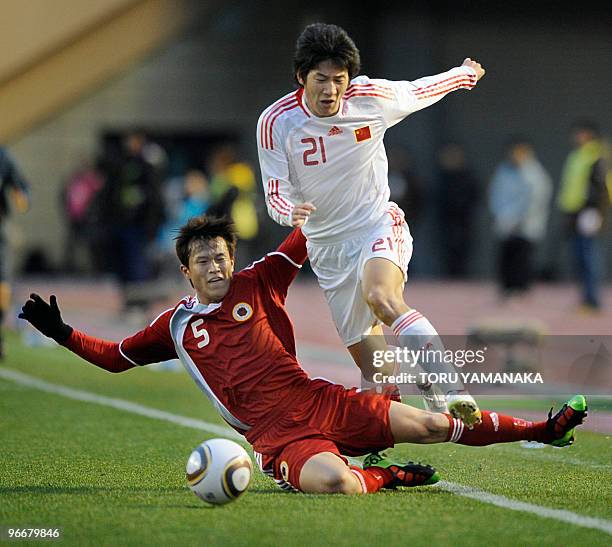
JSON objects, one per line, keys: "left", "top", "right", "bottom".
{"left": 354, "top": 125, "right": 372, "bottom": 143}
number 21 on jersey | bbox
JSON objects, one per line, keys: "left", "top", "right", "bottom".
{"left": 302, "top": 137, "right": 327, "bottom": 166}
{"left": 372, "top": 237, "right": 394, "bottom": 253}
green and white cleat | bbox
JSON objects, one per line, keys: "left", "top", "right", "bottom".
{"left": 447, "top": 392, "right": 482, "bottom": 428}
{"left": 547, "top": 394, "right": 588, "bottom": 447}
{"left": 363, "top": 452, "right": 440, "bottom": 488}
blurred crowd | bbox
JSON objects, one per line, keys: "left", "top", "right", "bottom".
{"left": 375, "top": 120, "right": 610, "bottom": 312}
{"left": 59, "top": 130, "right": 260, "bottom": 316}
{"left": 6, "top": 119, "right": 610, "bottom": 321}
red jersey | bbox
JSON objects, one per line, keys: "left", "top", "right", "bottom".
{"left": 64, "top": 229, "right": 328, "bottom": 444}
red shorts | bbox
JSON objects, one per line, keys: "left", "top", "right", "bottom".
{"left": 252, "top": 380, "right": 394, "bottom": 491}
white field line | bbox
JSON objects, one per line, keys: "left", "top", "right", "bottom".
{"left": 1, "top": 367, "right": 611, "bottom": 537}
{"left": 0, "top": 367, "right": 242, "bottom": 440}
{"left": 435, "top": 481, "right": 612, "bottom": 535}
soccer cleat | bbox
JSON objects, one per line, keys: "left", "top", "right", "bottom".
{"left": 447, "top": 392, "right": 482, "bottom": 428}
{"left": 546, "top": 394, "right": 588, "bottom": 447}
{"left": 417, "top": 381, "right": 448, "bottom": 413}
{"left": 363, "top": 452, "right": 440, "bottom": 488}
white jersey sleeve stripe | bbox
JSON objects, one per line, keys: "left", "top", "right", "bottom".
{"left": 266, "top": 251, "right": 302, "bottom": 268}
{"left": 118, "top": 339, "right": 140, "bottom": 366}
{"left": 149, "top": 307, "right": 174, "bottom": 327}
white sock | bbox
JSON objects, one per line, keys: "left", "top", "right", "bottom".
{"left": 391, "top": 309, "right": 464, "bottom": 393}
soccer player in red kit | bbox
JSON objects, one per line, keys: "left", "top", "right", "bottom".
{"left": 20, "top": 216, "right": 587, "bottom": 495}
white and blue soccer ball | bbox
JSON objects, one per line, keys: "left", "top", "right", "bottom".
{"left": 186, "top": 438, "right": 253, "bottom": 505}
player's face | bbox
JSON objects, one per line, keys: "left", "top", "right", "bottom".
{"left": 298, "top": 60, "right": 350, "bottom": 117}
{"left": 181, "top": 237, "right": 235, "bottom": 304}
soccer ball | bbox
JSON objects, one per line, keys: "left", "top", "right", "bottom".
{"left": 186, "top": 438, "right": 253, "bottom": 505}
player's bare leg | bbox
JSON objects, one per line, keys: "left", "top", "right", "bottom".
{"left": 362, "top": 257, "right": 481, "bottom": 426}
{"left": 388, "top": 401, "right": 451, "bottom": 443}
{"left": 347, "top": 325, "right": 393, "bottom": 380}
{"left": 299, "top": 452, "right": 362, "bottom": 494}
{"left": 299, "top": 450, "right": 439, "bottom": 494}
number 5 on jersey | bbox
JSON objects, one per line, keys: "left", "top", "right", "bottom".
{"left": 302, "top": 137, "right": 327, "bottom": 166}
{"left": 191, "top": 318, "right": 210, "bottom": 348}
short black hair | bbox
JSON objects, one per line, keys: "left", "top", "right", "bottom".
{"left": 175, "top": 215, "right": 238, "bottom": 267}
{"left": 293, "top": 23, "right": 361, "bottom": 85}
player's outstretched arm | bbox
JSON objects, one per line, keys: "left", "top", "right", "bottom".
{"left": 19, "top": 294, "right": 134, "bottom": 373}
{"left": 382, "top": 58, "right": 485, "bottom": 126}
{"left": 19, "top": 294, "right": 72, "bottom": 344}
{"left": 255, "top": 227, "right": 309, "bottom": 305}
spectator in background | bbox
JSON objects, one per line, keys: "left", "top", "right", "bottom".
{"left": 156, "top": 169, "right": 210, "bottom": 279}
{"left": 207, "top": 144, "right": 259, "bottom": 267}
{"left": 98, "top": 130, "right": 165, "bottom": 317}
{"left": 489, "top": 137, "right": 552, "bottom": 300}
{"left": 180, "top": 169, "right": 210, "bottom": 224}
{"left": 558, "top": 120, "right": 610, "bottom": 312}
{"left": 0, "top": 147, "right": 30, "bottom": 357}
{"left": 61, "top": 157, "right": 105, "bottom": 274}
{"left": 436, "top": 143, "right": 481, "bottom": 278}
{"left": 387, "top": 147, "right": 424, "bottom": 236}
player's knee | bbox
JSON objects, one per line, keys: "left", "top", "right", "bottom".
{"left": 321, "top": 469, "right": 361, "bottom": 495}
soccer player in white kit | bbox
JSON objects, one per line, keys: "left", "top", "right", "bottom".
{"left": 257, "top": 23, "right": 486, "bottom": 427}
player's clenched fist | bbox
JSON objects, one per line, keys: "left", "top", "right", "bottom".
{"left": 462, "top": 58, "right": 485, "bottom": 81}
{"left": 291, "top": 202, "right": 316, "bottom": 228}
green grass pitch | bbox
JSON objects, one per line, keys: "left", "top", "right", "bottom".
{"left": 1, "top": 331, "right": 611, "bottom": 546}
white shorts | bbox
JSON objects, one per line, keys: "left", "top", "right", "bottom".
{"left": 307, "top": 203, "right": 413, "bottom": 347}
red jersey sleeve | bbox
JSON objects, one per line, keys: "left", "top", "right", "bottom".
{"left": 63, "top": 307, "right": 178, "bottom": 373}
{"left": 254, "top": 228, "right": 307, "bottom": 301}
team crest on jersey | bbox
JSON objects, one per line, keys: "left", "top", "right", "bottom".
{"left": 232, "top": 303, "right": 253, "bottom": 322}
{"left": 354, "top": 125, "right": 372, "bottom": 143}
{"left": 328, "top": 125, "right": 343, "bottom": 136}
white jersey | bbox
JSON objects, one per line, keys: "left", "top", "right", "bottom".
{"left": 257, "top": 65, "right": 478, "bottom": 244}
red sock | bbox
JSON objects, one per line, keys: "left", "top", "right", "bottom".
{"left": 445, "top": 410, "right": 549, "bottom": 446}
{"left": 388, "top": 385, "right": 402, "bottom": 403}
{"left": 349, "top": 465, "right": 393, "bottom": 493}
